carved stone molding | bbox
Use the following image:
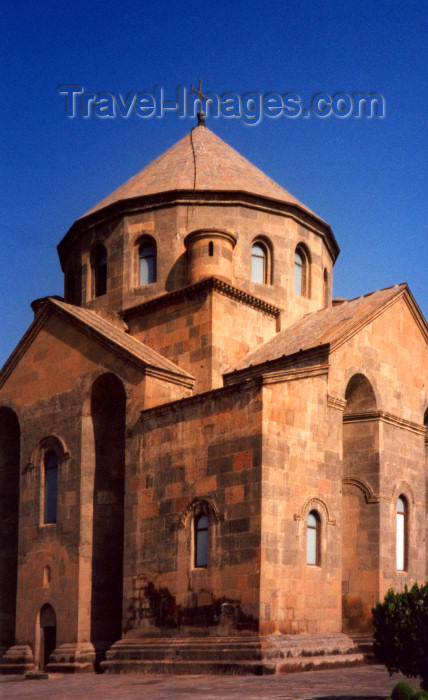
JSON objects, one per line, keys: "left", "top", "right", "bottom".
{"left": 294, "top": 496, "right": 336, "bottom": 525}
{"left": 172, "top": 496, "right": 224, "bottom": 530}
{"left": 342, "top": 477, "right": 380, "bottom": 504}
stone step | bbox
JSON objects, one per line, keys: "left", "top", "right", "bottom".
{"left": 101, "top": 634, "right": 364, "bottom": 675}
{"left": 277, "top": 653, "right": 365, "bottom": 673}
{"left": 101, "top": 652, "right": 365, "bottom": 676}
{"left": 106, "top": 647, "right": 265, "bottom": 662}
{"left": 101, "top": 659, "right": 277, "bottom": 675}
{"left": 46, "top": 662, "right": 95, "bottom": 674}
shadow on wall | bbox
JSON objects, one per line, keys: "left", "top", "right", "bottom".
{"left": 125, "top": 582, "right": 258, "bottom": 634}
{"left": 90, "top": 373, "right": 126, "bottom": 663}
{"left": 165, "top": 253, "right": 187, "bottom": 292}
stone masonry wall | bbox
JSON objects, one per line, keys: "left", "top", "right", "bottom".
{"left": 123, "top": 383, "right": 264, "bottom": 637}
{"left": 258, "top": 374, "right": 342, "bottom": 635}
{"left": 330, "top": 296, "right": 427, "bottom": 627}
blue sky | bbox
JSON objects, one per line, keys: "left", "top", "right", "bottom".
{"left": 1, "top": 0, "right": 427, "bottom": 367}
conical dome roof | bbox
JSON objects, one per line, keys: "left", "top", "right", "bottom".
{"left": 81, "top": 123, "right": 321, "bottom": 221}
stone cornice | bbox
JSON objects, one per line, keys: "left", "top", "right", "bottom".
{"left": 139, "top": 378, "right": 263, "bottom": 423}
{"left": 122, "top": 276, "right": 281, "bottom": 320}
{"left": 327, "top": 394, "right": 347, "bottom": 411}
{"left": 251, "top": 363, "right": 328, "bottom": 385}
{"left": 139, "top": 359, "right": 330, "bottom": 424}
{"left": 343, "top": 410, "right": 426, "bottom": 436}
{"left": 223, "top": 345, "right": 330, "bottom": 387}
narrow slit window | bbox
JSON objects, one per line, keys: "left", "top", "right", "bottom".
{"left": 139, "top": 241, "right": 156, "bottom": 285}
{"left": 307, "top": 511, "right": 320, "bottom": 565}
{"left": 208, "top": 241, "right": 214, "bottom": 257}
{"left": 396, "top": 496, "right": 407, "bottom": 571}
{"left": 323, "top": 269, "right": 329, "bottom": 308}
{"left": 44, "top": 451, "right": 58, "bottom": 524}
{"left": 195, "top": 514, "right": 209, "bottom": 568}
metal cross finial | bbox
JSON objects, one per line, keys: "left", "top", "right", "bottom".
{"left": 191, "top": 77, "right": 207, "bottom": 125}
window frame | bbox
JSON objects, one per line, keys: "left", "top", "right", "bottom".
{"left": 43, "top": 450, "right": 58, "bottom": 525}
{"left": 138, "top": 238, "right": 157, "bottom": 286}
{"left": 306, "top": 510, "right": 321, "bottom": 566}
{"left": 294, "top": 244, "right": 310, "bottom": 298}
{"left": 251, "top": 239, "right": 272, "bottom": 285}
{"left": 194, "top": 513, "right": 209, "bottom": 568}
{"left": 396, "top": 495, "right": 408, "bottom": 571}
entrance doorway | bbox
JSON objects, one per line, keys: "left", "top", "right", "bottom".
{"left": 38, "top": 604, "right": 57, "bottom": 669}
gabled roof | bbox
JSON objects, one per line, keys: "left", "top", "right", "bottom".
{"left": 0, "top": 298, "right": 194, "bottom": 390}
{"left": 81, "top": 124, "right": 321, "bottom": 220}
{"left": 229, "top": 283, "right": 427, "bottom": 374}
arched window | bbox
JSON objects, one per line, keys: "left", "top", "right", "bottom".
{"left": 44, "top": 451, "right": 58, "bottom": 524}
{"left": 194, "top": 513, "right": 209, "bottom": 568}
{"left": 93, "top": 246, "right": 107, "bottom": 297}
{"left": 307, "top": 510, "right": 320, "bottom": 565}
{"left": 139, "top": 240, "right": 156, "bottom": 285}
{"left": 396, "top": 496, "right": 407, "bottom": 571}
{"left": 251, "top": 241, "right": 270, "bottom": 284}
{"left": 294, "top": 246, "right": 310, "bottom": 297}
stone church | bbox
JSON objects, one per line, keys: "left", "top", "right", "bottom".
{"left": 0, "top": 118, "right": 427, "bottom": 675}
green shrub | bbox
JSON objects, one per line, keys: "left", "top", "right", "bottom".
{"left": 372, "top": 582, "right": 428, "bottom": 691}
{"left": 391, "top": 682, "right": 415, "bottom": 700}
{"left": 412, "top": 692, "right": 428, "bottom": 700}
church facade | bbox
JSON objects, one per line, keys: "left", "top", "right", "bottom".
{"left": 1, "top": 121, "right": 427, "bottom": 674}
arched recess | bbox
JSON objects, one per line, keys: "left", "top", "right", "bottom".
{"left": 36, "top": 604, "right": 57, "bottom": 670}
{"left": 342, "top": 373, "right": 380, "bottom": 632}
{"left": 0, "top": 407, "right": 20, "bottom": 652}
{"left": 344, "top": 373, "right": 377, "bottom": 414}
{"left": 90, "top": 373, "right": 126, "bottom": 661}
